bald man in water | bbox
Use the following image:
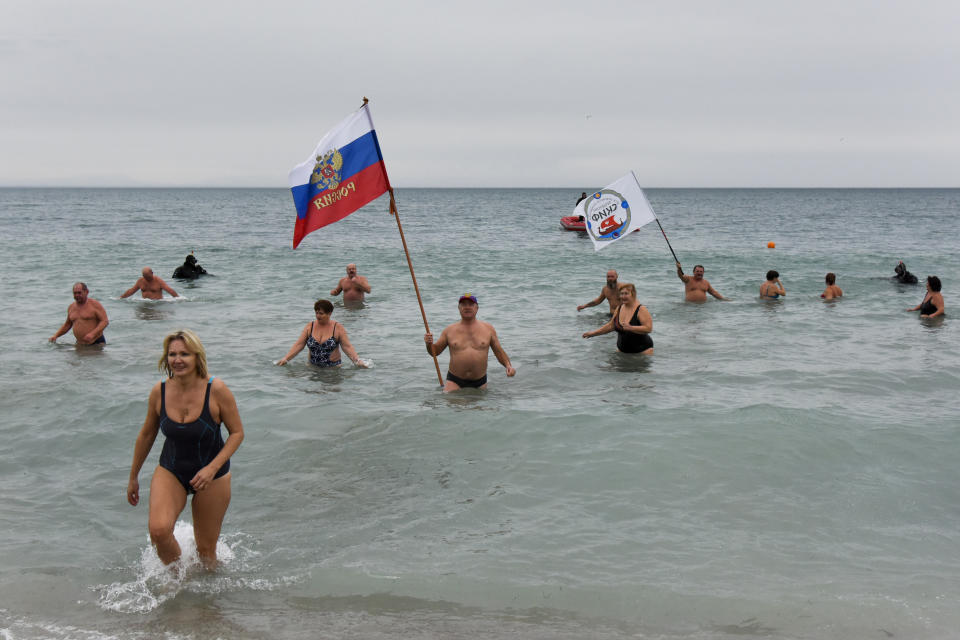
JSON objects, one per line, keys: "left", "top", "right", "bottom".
{"left": 330, "top": 263, "right": 370, "bottom": 304}
{"left": 121, "top": 267, "right": 179, "bottom": 299}
{"left": 577, "top": 270, "right": 620, "bottom": 315}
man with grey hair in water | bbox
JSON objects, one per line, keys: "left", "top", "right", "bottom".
{"left": 49, "top": 282, "right": 109, "bottom": 344}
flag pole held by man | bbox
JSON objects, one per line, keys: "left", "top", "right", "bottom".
{"left": 287, "top": 98, "right": 445, "bottom": 386}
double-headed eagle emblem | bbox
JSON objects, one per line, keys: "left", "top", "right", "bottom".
{"left": 310, "top": 148, "right": 343, "bottom": 191}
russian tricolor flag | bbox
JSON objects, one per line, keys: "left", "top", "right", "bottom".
{"left": 289, "top": 103, "right": 391, "bottom": 249}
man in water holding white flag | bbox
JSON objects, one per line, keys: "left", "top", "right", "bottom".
{"left": 574, "top": 171, "right": 658, "bottom": 252}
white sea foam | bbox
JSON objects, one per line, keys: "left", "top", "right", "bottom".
{"left": 94, "top": 521, "right": 296, "bottom": 614}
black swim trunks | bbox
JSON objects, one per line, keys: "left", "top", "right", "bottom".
{"left": 91, "top": 335, "right": 106, "bottom": 344}
{"left": 446, "top": 371, "right": 487, "bottom": 388}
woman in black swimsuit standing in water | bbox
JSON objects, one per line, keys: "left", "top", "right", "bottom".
{"left": 582, "top": 282, "right": 654, "bottom": 355}
{"left": 127, "top": 329, "right": 244, "bottom": 569}
{"left": 907, "top": 275, "right": 945, "bottom": 319}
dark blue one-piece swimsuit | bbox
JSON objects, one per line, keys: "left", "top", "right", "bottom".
{"left": 158, "top": 377, "right": 229, "bottom": 493}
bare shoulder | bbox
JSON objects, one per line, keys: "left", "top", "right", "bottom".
{"left": 90, "top": 298, "right": 107, "bottom": 310}
{"left": 147, "top": 381, "right": 163, "bottom": 411}
{"left": 210, "top": 377, "right": 235, "bottom": 399}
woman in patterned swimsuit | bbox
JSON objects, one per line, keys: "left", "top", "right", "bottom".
{"left": 276, "top": 299, "right": 368, "bottom": 368}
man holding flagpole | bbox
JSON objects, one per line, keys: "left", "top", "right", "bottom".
{"left": 676, "top": 263, "right": 726, "bottom": 302}
{"left": 424, "top": 294, "right": 516, "bottom": 392}
{"left": 288, "top": 98, "right": 446, "bottom": 386}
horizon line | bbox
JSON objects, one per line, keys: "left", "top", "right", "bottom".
{"left": 2, "top": 185, "right": 958, "bottom": 190}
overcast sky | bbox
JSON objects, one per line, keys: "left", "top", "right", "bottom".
{"left": 2, "top": 1, "right": 958, "bottom": 187}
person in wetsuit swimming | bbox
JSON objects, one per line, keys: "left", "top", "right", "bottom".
{"left": 126, "top": 329, "right": 244, "bottom": 569}
{"left": 275, "top": 299, "right": 368, "bottom": 368}
{"left": 907, "top": 275, "right": 945, "bottom": 318}
{"left": 582, "top": 282, "right": 654, "bottom": 355}
{"left": 172, "top": 253, "right": 208, "bottom": 280}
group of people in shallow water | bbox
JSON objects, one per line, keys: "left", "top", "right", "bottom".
{"left": 575, "top": 260, "right": 947, "bottom": 358}
{"left": 47, "top": 251, "right": 945, "bottom": 570}
{"left": 48, "top": 255, "right": 209, "bottom": 345}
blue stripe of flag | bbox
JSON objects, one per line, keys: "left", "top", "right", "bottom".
{"left": 291, "top": 130, "right": 383, "bottom": 218}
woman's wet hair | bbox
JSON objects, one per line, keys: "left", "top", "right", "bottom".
{"left": 617, "top": 282, "right": 637, "bottom": 297}
{"left": 825, "top": 272, "right": 836, "bottom": 285}
{"left": 766, "top": 270, "right": 779, "bottom": 281}
{"left": 158, "top": 328, "right": 208, "bottom": 378}
{"left": 927, "top": 275, "right": 942, "bottom": 292}
{"left": 314, "top": 299, "right": 334, "bottom": 314}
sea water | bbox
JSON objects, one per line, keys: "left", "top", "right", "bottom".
{"left": 0, "top": 188, "right": 958, "bottom": 639}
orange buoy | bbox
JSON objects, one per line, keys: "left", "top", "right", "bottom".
{"left": 767, "top": 241, "right": 776, "bottom": 248}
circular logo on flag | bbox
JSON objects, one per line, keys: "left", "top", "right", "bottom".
{"left": 583, "top": 189, "right": 632, "bottom": 243}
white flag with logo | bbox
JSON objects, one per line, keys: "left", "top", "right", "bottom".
{"left": 575, "top": 171, "right": 657, "bottom": 251}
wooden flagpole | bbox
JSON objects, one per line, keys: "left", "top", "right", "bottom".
{"left": 360, "top": 97, "right": 442, "bottom": 387}
{"left": 388, "top": 189, "right": 444, "bottom": 387}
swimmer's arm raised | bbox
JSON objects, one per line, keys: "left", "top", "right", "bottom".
{"left": 355, "top": 276, "right": 371, "bottom": 293}
{"left": 127, "top": 383, "right": 162, "bottom": 506}
{"left": 676, "top": 262, "right": 690, "bottom": 283}
{"left": 191, "top": 380, "right": 244, "bottom": 491}
{"left": 276, "top": 323, "right": 310, "bottom": 365}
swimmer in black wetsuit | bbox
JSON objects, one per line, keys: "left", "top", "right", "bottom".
{"left": 172, "top": 253, "right": 208, "bottom": 279}
{"left": 582, "top": 282, "right": 654, "bottom": 355}
{"left": 127, "top": 329, "right": 244, "bottom": 569}
{"left": 907, "top": 275, "right": 945, "bottom": 318}
{"left": 894, "top": 261, "right": 919, "bottom": 284}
